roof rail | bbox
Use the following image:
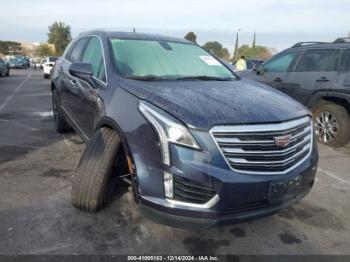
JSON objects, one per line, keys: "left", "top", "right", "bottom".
{"left": 291, "top": 42, "right": 328, "bottom": 48}
{"left": 333, "top": 37, "right": 350, "bottom": 43}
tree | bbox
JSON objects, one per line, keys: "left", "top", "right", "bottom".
{"left": 36, "top": 43, "right": 55, "bottom": 57}
{"left": 237, "top": 44, "right": 273, "bottom": 60}
{"left": 184, "top": 32, "right": 197, "bottom": 43}
{"left": 202, "top": 41, "right": 230, "bottom": 60}
{"left": 0, "top": 41, "right": 22, "bottom": 55}
{"left": 48, "top": 21, "right": 72, "bottom": 56}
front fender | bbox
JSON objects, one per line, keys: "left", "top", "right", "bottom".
{"left": 95, "top": 87, "right": 165, "bottom": 200}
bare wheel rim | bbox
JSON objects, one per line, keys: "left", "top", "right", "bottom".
{"left": 314, "top": 111, "right": 339, "bottom": 143}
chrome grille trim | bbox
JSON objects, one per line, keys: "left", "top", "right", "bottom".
{"left": 210, "top": 116, "right": 313, "bottom": 175}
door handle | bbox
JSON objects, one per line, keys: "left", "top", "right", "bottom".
{"left": 316, "top": 77, "right": 329, "bottom": 82}
{"left": 69, "top": 79, "right": 77, "bottom": 86}
{"left": 273, "top": 77, "right": 282, "bottom": 82}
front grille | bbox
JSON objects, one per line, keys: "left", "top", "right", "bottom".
{"left": 173, "top": 176, "right": 216, "bottom": 204}
{"left": 211, "top": 116, "right": 313, "bottom": 174}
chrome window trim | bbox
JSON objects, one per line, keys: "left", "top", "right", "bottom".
{"left": 166, "top": 194, "right": 220, "bottom": 209}
{"left": 210, "top": 116, "right": 313, "bottom": 175}
{"left": 63, "top": 34, "right": 108, "bottom": 86}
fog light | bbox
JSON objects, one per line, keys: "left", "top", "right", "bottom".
{"left": 163, "top": 171, "right": 174, "bottom": 199}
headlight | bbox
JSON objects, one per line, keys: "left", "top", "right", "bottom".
{"left": 139, "top": 101, "right": 200, "bottom": 166}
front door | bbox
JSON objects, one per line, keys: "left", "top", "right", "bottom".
{"left": 70, "top": 36, "right": 107, "bottom": 138}
{"left": 253, "top": 50, "right": 301, "bottom": 92}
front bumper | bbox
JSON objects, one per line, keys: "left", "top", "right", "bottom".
{"left": 138, "top": 146, "right": 318, "bottom": 228}
{"left": 140, "top": 185, "right": 312, "bottom": 228}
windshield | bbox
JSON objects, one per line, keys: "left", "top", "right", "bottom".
{"left": 109, "top": 38, "right": 235, "bottom": 80}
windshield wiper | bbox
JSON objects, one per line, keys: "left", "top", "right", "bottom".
{"left": 174, "top": 75, "right": 234, "bottom": 81}
{"left": 124, "top": 75, "right": 170, "bottom": 81}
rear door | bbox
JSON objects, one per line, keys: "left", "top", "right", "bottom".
{"left": 334, "top": 48, "right": 350, "bottom": 94}
{"left": 286, "top": 48, "right": 340, "bottom": 106}
{"left": 251, "top": 50, "right": 300, "bottom": 90}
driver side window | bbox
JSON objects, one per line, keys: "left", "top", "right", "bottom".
{"left": 263, "top": 51, "right": 298, "bottom": 73}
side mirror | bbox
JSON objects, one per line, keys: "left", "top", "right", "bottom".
{"left": 69, "top": 63, "right": 96, "bottom": 87}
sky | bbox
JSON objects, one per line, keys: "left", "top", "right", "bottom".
{"left": 0, "top": 0, "right": 349, "bottom": 52}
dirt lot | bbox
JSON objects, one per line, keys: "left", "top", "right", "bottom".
{"left": 0, "top": 69, "right": 350, "bottom": 255}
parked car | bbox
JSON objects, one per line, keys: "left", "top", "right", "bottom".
{"left": 51, "top": 30, "right": 318, "bottom": 228}
{"left": 43, "top": 56, "right": 58, "bottom": 78}
{"left": 232, "top": 58, "right": 264, "bottom": 71}
{"left": 242, "top": 38, "right": 350, "bottom": 147}
{"left": 8, "top": 58, "right": 28, "bottom": 69}
{"left": 0, "top": 58, "right": 10, "bottom": 77}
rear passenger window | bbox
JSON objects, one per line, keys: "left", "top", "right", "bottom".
{"left": 296, "top": 49, "right": 339, "bottom": 72}
{"left": 81, "top": 37, "right": 106, "bottom": 82}
{"left": 340, "top": 49, "right": 350, "bottom": 71}
{"left": 67, "top": 38, "right": 89, "bottom": 63}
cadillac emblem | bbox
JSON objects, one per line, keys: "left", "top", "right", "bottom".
{"left": 274, "top": 134, "right": 292, "bottom": 148}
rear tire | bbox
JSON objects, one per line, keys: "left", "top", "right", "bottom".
{"left": 71, "top": 128, "right": 121, "bottom": 212}
{"left": 5, "top": 70, "right": 9, "bottom": 76}
{"left": 313, "top": 101, "right": 350, "bottom": 147}
{"left": 52, "top": 90, "right": 71, "bottom": 133}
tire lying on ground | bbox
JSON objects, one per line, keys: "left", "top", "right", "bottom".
{"left": 313, "top": 101, "right": 350, "bottom": 147}
{"left": 71, "top": 127, "right": 121, "bottom": 212}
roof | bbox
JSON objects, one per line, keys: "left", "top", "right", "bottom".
{"left": 78, "top": 29, "right": 192, "bottom": 44}
{"left": 287, "top": 38, "right": 350, "bottom": 51}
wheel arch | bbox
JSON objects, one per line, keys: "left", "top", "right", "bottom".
{"left": 308, "top": 92, "right": 350, "bottom": 116}
{"left": 94, "top": 117, "right": 141, "bottom": 202}
{"left": 94, "top": 117, "right": 137, "bottom": 177}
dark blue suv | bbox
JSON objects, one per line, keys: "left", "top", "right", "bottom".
{"left": 51, "top": 30, "right": 318, "bottom": 228}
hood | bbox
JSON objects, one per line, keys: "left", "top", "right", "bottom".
{"left": 119, "top": 78, "right": 309, "bottom": 130}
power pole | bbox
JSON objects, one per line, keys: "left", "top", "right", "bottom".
{"left": 252, "top": 32, "right": 256, "bottom": 48}
{"left": 252, "top": 32, "right": 256, "bottom": 58}
{"left": 233, "top": 29, "right": 240, "bottom": 62}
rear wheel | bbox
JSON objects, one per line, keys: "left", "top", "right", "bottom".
{"left": 71, "top": 128, "right": 122, "bottom": 212}
{"left": 313, "top": 101, "right": 350, "bottom": 147}
{"left": 52, "top": 90, "right": 71, "bottom": 133}
{"left": 5, "top": 69, "right": 9, "bottom": 76}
